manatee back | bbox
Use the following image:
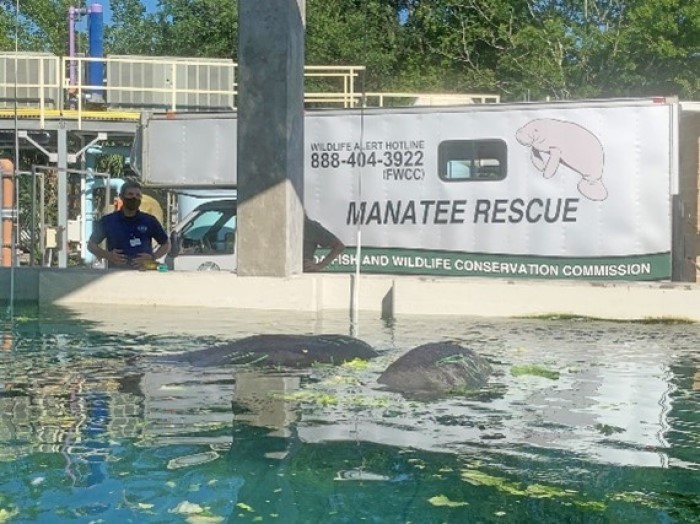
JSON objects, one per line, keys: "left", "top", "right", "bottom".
{"left": 378, "top": 342, "right": 491, "bottom": 397}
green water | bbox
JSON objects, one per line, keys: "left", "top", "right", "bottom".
{"left": 0, "top": 304, "right": 698, "bottom": 523}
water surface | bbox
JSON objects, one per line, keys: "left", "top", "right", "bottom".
{"left": 0, "top": 304, "right": 698, "bottom": 522}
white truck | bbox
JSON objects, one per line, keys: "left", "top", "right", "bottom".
{"left": 133, "top": 97, "right": 700, "bottom": 280}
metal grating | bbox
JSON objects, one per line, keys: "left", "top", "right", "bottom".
{"left": 0, "top": 52, "right": 59, "bottom": 109}
{"left": 106, "top": 55, "right": 235, "bottom": 111}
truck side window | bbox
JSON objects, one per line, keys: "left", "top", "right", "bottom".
{"left": 438, "top": 139, "right": 507, "bottom": 181}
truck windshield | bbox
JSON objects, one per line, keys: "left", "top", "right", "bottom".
{"left": 179, "top": 209, "right": 236, "bottom": 255}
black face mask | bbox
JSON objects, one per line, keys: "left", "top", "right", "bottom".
{"left": 122, "top": 197, "right": 141, "bottom": 211}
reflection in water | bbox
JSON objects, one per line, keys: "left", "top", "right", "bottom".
{"left": 232, "top": 371, "right": 301, "bottom": 439}
{"left": 0, "top": 305, "right": 698, "bottom": 522}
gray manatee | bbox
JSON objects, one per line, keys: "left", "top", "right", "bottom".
{"left": 152, "top": 334, "right": 378, "bottom": 368}
{"left": 378, "top": 342, "right": 491, "bottom": 400}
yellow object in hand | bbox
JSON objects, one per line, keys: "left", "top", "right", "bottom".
{"left": 142, "top": 259, "right": 158, "bottom": 270}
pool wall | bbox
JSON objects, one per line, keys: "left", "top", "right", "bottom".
{"left": 3, "top": 267, "right": 700, "bottom": 320}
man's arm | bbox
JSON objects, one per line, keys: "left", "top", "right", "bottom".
{"left": 132, "top": 219, "right": 171, "bottom": 268}
{"left": 152, "top": 240, "right": 171, "bottom": 260}
{"left": 87, "top": 238, "right": 107, "bottom": 259}
{"left": 88, "top": 239, "right": 128, "bottom": 266}
{"left": 303, "top": 217, "right": 345, "bottom": 272}
{"left": 314, "top": 238, "right": 344, "bottom": 270}
{"left": 87, "top": 219, "right": 127, "bottom": 266}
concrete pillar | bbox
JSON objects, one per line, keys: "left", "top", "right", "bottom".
{"left": 237, "top": 0, "right": 305, "bottom": 277}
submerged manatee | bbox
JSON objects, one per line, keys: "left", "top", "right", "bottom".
{"left": 154, "top": 334, "right": 378, "bottom": 368}
{"left": 378, "top": 342, "right": 491, "bottom": 399}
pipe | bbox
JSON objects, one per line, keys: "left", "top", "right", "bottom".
{"left": 30, "top": 166, "right": 38, "bottom": 266}
{"left": 68, "top": 6, "right": 76, "bottom": 86}
{"left": 0, "top": 159, "right": 15, "bottom": 267}
{"left": 40, "top": 170, "right": 45, "bottom": 265}
{"left": 87, "top": 3, "right": 104, "bottom": 103}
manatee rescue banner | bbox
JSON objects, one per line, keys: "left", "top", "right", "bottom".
{"left": 303, "top": 101, "right": 674, "bottom": 280}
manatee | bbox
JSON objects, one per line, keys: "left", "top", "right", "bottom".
{"left": 153, "top": 334, "right": 378, "bottom": 368}
{"left": 378, "top": 342, "right": 491, "bottom": 400}
{"left": 515, "top": 118, "right": 607, "bottom": 201}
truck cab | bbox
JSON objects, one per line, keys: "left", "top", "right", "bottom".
{"left": 166, "top": 199, "right": 237, "bottom": 271}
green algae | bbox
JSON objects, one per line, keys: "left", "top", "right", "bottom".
{"left": 460, "top": 469, "right": 607, "bottom": 511}
{"left": 428, "top": 495, "right": 469, "bottom": 508}
{"left": 510, "top": 364, "right": 560, "bottom": 380}
{"left": 520, "top": 313, "right": 695, "bottom": 324}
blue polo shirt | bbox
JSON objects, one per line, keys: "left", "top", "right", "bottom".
{"left": 90, "top": 211, "right": 168, "bottom": 261}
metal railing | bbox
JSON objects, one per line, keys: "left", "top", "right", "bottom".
{"left": 303, "top": 65, "right": 365, "bottom": 108}
{"left": 0, "top": 53, "right": 62, "bottom": 129}
{"left": 363, "top": 92, "right": 500, "bottom": 107}
{"left": 0, "top": 53, "right": 499, "bottom": 128}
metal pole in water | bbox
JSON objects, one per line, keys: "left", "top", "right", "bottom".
{"left": 30, "top": 165, "right": 36, "bottom": 266}
{"left": 350, "top": 3, "right": 373, "bottom": 337}
{"left": 7, "top": 0, "right": 21, "bottom": 319}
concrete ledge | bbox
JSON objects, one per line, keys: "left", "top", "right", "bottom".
{"left": 31, "top": 269, "right": 392, "bottom": 314}
{"left": 2, "top": 268, "right": 700, "bottom": 320}
{"left": 392, "top": 277, "right": 700, "bottom": 320}
{"left": 0, "top": 267, "right": 41, "bottom": 301}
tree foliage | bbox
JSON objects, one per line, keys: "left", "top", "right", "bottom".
{"left": 106, "top": 0, "right": 160, "bottom": 55}
{"left": 0, "top": 0, "right": 697, "bottom": 100}
{"left": 0, "top": 0, "right": 79, "bottom": 54}
{"left": 150, "top": 0, "right": 238, "bottom": 58}
{"left": 306, "top": 0, "right": 406, "bottom": 91}
{"left": 399, "top": 0, "right": 700, "bottom": 99}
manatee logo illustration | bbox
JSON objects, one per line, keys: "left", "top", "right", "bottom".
{"left": 515, "top": 119, "right": 607, "bottom": 201}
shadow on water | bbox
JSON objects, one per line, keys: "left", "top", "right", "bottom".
{"left": 0, "top": 304, "right": 698, "bottom": 522}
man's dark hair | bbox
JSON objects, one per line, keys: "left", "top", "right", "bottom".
{"left": 119, "top": 180, "right": 143, "bottom": 198}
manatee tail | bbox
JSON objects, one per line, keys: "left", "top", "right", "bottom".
{"left": 578, "top": 179, "right": 608, "bottom": 201}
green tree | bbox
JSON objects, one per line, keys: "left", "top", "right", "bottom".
{"left": 151, "top": 0, "right": 238, "bottom": 58}
{"left": 1, "top": 0, "right": 697, "bottom": 100}
{"left": 106, "top": 0, "right": 160, "bottom": 55}
{"left": 0, "top": 0, "right": 79, "bottom": 54}
{"left": 605, "top": 0, "right": 700, "bottom": 97}
{"left": 398, "top": 0, "right": 700, "bottom": 100}
{"left": 306, "top": 0, "right": 407, "bottom": 91}
{"left": 398, "top": 0, "right": 585, "bottom": 99}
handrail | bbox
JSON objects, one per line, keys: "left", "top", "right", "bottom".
{"left": 363, "top": 92, "right": 501, "bottom": 107}
{"left": 0, "top": 53, "right": 498, "bottom": 127}
{"left": 0, "top": 53, "right": 62, "bottom": 129}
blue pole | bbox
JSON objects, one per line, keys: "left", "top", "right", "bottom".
{"left": 87, "top": 3, "right": 104, "bottom": 103}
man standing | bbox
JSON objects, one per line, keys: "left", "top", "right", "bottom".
{"left": 88, "top": 180, "right": 170, "bottom": 269}
{"left": 303, "top": 214, "right": 345, "bottom": 272}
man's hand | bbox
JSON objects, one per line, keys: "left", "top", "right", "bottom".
{"left": 107, "top": 249, "right": 128, "bottom": 266}
{"left": 304, "top": 259, "right": 321, "bottom": 272}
